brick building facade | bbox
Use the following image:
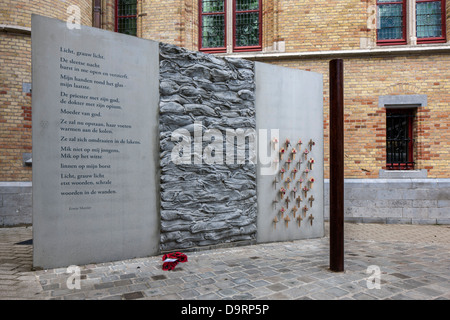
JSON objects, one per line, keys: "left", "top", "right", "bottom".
{"left": 1, "top": 0, "right": 449, "bottom": 225}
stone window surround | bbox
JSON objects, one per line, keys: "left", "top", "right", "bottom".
{"left": 379, "top": 94, "right": 428, "bottom": 178}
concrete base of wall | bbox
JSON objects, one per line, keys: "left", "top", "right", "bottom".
{"left": 324, "top": 179, "right": 450, "bottom": 225}
{"left": 0, "top": 182, "right": 32, "bottom": 227}
{"left": 2, "top": 179, "right": 449, "bottom": 227}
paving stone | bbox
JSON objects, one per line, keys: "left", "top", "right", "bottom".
{"left": 151, "top": 274, "right": 167, "bottom": 281}
{"left": 234, "top": 284, "right": 254, "bottom": 292}
{"left": 415, "top": 286, "right": 445, "bottom": 297}
{"left": 251, "top": 279, "right": 270, "bottom": 287}
{"left": 41, "top": 283, "right": 60, "bottom": 291}
{"left": 51, "top": 288, "right": 77, "bottom": 297}
{"left": 107, "top": 285, "right": 134, "bottom": 295}
{"left": 93, "top": 282, "right": 114, "bottom": 290}
{"left": 196, "top": 284, "right": 218, "bottom": 295}
{"left": 178, "top": 288, "right": 200, "bottom": 299}
{"left": 325, "top": 287, "right": 349, "bottom": 297}
{"left": 310, "top": 291, "right": 336, "bottom": 300}
{"left": 231, "top": 293, "right": 254, "bottom": 300}
{"left": 0, "top": 274, "right": 17, "bottom": 280}
{"left": 284, "top": 287, "right": 310, "bottom": 299}
{"left": 122, "top": 291, "right": 144, "bottom": 300}
{"left": 265, "top": 275, "right": 285, "bottom": 284}
{"left": 63, "top": 292, "right": 87, "bottom": 300}
{"left": 399, "top": 290, "right": 430, "bottom": 300}
{"left": 297, "top": 276, "right": 315, "bottom": 283}
{"left": 282, "top": 279, "right": 302, "bottom": 288}
{"left": 396, "top": 279, "right": 427, "bottom": 290}
{"left": 113, "top": 279, "right": 132, "bottom": 287}
{"left": 182, "top": 281, "right": 199, "bottom": 290}
{"left": 390, "top": 273, "right": 411, "bottom": 280}
{"left": 128, "top": 283, "right": 149, "bottom": 292}
{"left": 119, "top": 273, "right": 136, "bottom": 280}
{"left": 214, "top": 279, "right": 235, "bottom": 289}
{"left": 266, "top": 283, "right": 289, "bottom": 292}
{"left": 218, "top": 288, "right": 239, "bottom": 297}
{"left": 263, "top": 292, "right": 290, "bottom": 300}
{"left": 198, "top": 272, "right": 216, "bottom": 279}
{"left": 197, "top": 292, "right": 221, "bottom": 300}
{"left": 352, "top": 292, "right": 378, "bottom": 300}
{"left": 231, "top": 277, "right": 250, "bottom": 285}
{"left": 100, "top": 295, "right": 122, "bottom": 300}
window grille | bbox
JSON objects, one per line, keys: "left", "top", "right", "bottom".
{"left": 386, "top": 109, "right": 415, "bottom": 170}
{"left": 116, "top": 0, "right": 137, "bottom": 36}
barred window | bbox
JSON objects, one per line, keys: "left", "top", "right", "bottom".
{"left": 386, "top": 109, "right": 415, "bottom": 170}
{"left": 116, "top": 0, "right": 137, "bottom": 36}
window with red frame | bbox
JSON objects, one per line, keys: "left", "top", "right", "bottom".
{"left": 199, "top": 0, "right": 262, "bottom": 53}
{"left": 377, "top": 0, "right": 407, "bottom": 45}
{"left": 416, "top": 0, "right": 446, "bottom": 43}
{"left": 233, "top": 0, "right": 262, "bottom": 52}
{"left": 386, "top": 109, "right": 415, "bottom": 170}
{"left": 115, "top": 0, "right": 137, "bottom": 36}
{"left": 199, "top": 0, "right": 227, "bottom": 52}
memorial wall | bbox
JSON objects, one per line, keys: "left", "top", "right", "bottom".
{"left": 32, "top": 15, "right": 323, "bottom": 268}
{"left": 32, "top": 16, "right": 160, "bottom": 268}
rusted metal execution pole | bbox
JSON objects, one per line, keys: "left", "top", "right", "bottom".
{"left": 329, "top": 59, "right": 344, "bottom": 272}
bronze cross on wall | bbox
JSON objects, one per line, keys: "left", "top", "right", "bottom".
{"left": 309, "top": 195, "right": 315, "bottom": 207}
{"left": 285, "top": 138, "right": 291, "bottom": 148}
{"left": 272, "top": 199, "right": 278, "bottom": 210}
{"left": 309, "top": 214, "right": 314, "bottom": 226}
{"left": 302, "top": 205, "right": 309, "bottom": 217}
{"left": 284, "top": 215, "right": 291, "bottom": 227}
{"left": 309, "top": 139, "right": 315, "bottom": 151}
{"left": 285, "top": 178, "right": 291, "bottom": 189}
{"left": 286, "top": 159, "right": 292, "bottom": 170}
{"left": 285, "top": 196, "right": 291, "bottom": 209}
{"left": 292, "top": 188, "right": 297, "bottom": 199}
{"left": 292, "top": 206, "right": 298, "bottom": 218}
{"left": 303, "top": 187, "right": 309, "bottom": 198}
{"left": 273, "top": 216, "right": 279, "bottom": 229}
{"left": 297, "top": 215, "right": 303, "bottom": 227}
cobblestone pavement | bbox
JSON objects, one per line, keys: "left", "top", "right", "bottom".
{"left": 0, "top": 223, "right": 449, "bottom": 300}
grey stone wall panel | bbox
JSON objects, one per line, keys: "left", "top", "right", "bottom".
{"left": 0, "top": 183, "right": 32, "bottom": 227}
{"left": 324, "top": 179, "right": 450, "bottom": 224}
